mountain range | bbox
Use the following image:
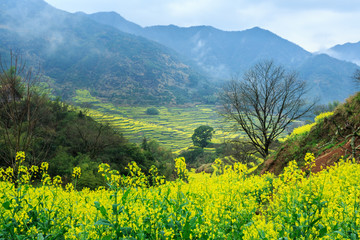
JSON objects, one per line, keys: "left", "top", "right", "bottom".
{"left": 87, "top": 11, "right": 360, "bottom": 104}
{"left": 0, "top": 0, "right": 359, "bottom": 105}
{"left": 0, "top": 0, "right": 209, "bottom": 105}
{"left": 325, "top": 42, "right": 360, "bottom": 66}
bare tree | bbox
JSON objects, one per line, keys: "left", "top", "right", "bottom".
{"left": 0, "top": 51, "right": 47, "bottom": 167}
{"left": 219, "top": 60, "right": 314, "bottom": 158}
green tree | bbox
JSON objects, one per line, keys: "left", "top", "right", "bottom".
{"left": 145, "top": 107, "right": 160, "bottom": 115}
{"left": 191, "top": 125, "right": 214, "bottom": 148}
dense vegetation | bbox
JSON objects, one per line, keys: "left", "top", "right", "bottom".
{"left": 1, "top": 1, "right": 360, "bottom": 239}
{"left": 0, "top": 51, "right": 179, "bottom": 190}
{"left": 0, "top": 97, "right": 173, "bottom": 188}
{"left": 72, "top": 89, "right": 246, "bottom": 151}
{"left": 0, "top": 0, "right": 213, "bottom": 105}
{"left": 0, "top": 58, "right": 359, "bottom": 239}
{"left": 1, "top": 152, "right": 360, "bottom": 239}
{"left": 259, "top": 91, "right": 360, "bottom": 175}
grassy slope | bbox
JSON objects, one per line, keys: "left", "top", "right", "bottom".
{"left": 258, "top": 91, "right": 360, "bottom": 175}
{"left": 73, "top": 90, "right": 245, "bottom": 152}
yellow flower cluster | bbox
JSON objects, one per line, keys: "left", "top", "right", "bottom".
{"left": 15, "top": 151, "right": 25, "bottom": 165}
{"left": 304, "top": 152, "right": 316, "bottom": 171}
{"left": 124, "top": 161, "right": 148, "bottom": 188}
{"left": 314, "top": 111, "right": 335, "bottom": 123}
{"left": 149, "top": 165, "right": 165, "bottom": 186}
{"left": 1, "top": 152, "right": 360, "bottom": 239}
{"left": 0, "top": 166, "right": 14, "bottom": 181}
{"left": 288, "top": 111, "right": 334, "bottom": 140}
{"left": 290, "top": 122, "right": 316, "bottom": 138}
{"left": 174, "top": 157, "right": 189, "bottom": 182}
{"left": 72, "top": 166, "right": 81, "bottom": 179}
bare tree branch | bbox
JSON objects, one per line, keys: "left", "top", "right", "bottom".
{"left": 219, "top": 60, "right": 315, "bottom": 158}
{"left": 0, "top": 51, "right": 45, "bottom": 167}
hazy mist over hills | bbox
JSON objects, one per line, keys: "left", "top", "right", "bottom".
{"left": 0, "top": 0, "right": 211, "bottom": 105}
{"left": 324, "top": 42, "right": 360, "bottom": 66}
{"left": 87, "top": 11, "right": 359, "bottom": 103}
{"left": 0, "top": 0, "right": 359, "bottom": 105}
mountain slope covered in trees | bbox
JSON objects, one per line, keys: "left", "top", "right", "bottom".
{"left": 0, "top": 0, "right": 211, "bottom": 105}
{"left": 88, "top": 11, "right": 359, "bottom": 104}
{"left": 0, "top": 0, "right": 358, "bottom": 105}
{"left": 257, "top": 92, "right": 360, "bottom": 175}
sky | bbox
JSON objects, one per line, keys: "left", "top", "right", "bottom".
{"left": 44, "top": 0, "right": 360, "bottom": 52}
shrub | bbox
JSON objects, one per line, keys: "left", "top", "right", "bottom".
{"left": 145, "top": 107, "right": 160, "bottom": 115}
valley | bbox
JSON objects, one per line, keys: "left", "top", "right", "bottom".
{"left": 73, "top": 89, "right": 244, "bottom": 152}
{"left": 0, "top": 0, "right": 360, "bottom": 239}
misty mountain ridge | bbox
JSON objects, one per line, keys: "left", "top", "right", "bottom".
{"left": 323, "top": 42, "right": 360, "bottom": 66}
{"left": 86, "top": 11, "right": 359, "bottom": 104}
{"left": 0, "top": 0, "right": 211, "bottom": 105}
{"left": 0, "top": 0, "right": 358, "bottom": 105}
{"left": 88, "top": 12, "right": 312, "bottom": 78}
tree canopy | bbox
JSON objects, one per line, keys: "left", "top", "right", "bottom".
{"left": 191, "top": 125, "right": 214, "bottom": 148}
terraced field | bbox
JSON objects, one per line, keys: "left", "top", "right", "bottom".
{"left": 73, "top": 90, "right": 244, "bottom": 152}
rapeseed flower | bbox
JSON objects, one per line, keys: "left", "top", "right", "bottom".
{"left": 1, "top": 153, "right": 360, "bottom": 239}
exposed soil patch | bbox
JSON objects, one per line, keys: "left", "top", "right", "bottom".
{"left": 311, "top": 140, "right": 355, "bottom": 173}
{"left": 260, "top": 137, "right": 360, "bottom": 175}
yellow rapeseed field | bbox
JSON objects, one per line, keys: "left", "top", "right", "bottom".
{"left": 0, "top": 152, "right": 359, "bottom": 239}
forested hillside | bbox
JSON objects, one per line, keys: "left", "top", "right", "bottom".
{"left": 0, "top": 0, "right": 211, "bottom": 105}
{"left": 88, "top": 11, "right": 359, "bottom": 104}
{"left": 258, "top": 91, "right": 360, "bottom": 175}
{"left": 0, "top": 57, "right": 175, "bottom": 189}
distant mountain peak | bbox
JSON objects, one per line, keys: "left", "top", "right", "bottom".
{"left": 325, "top": 42, "right": 360, "bottom": 66}
{"left": 0, "top": 0, "right": 210, "bottom": 105}
{"left": 85, "top": 12, "right": 360, "bottom": 103}
{"left": 88, "top": 11, "right": 142, "bottom": 34}
{"left": 1, "top": 0, "right": 358, "bottom": 105}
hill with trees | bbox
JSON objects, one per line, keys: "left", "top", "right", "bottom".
{"left": 257, "top": 91, "right": 360, "bottom": 175}
{"left": 87, "top": 11, "right": 359, "bottom": 104}
{"left": 0, "top": 1, "right": 358, "bottom": 105}
{"left": 0, "top": 95, "right": 175, "bottom": 188}
{"left": 0, "top": 53, "right": 175, "bottom": 189}
{"left": 0, "top": 0, "right": 211, "bottom": 105}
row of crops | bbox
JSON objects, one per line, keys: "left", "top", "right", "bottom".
{"left": 73, "top": 90, "right": 244, "bottom": 151}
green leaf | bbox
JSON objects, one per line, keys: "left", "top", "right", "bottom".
{"left": 99, "top": 206, "right": 107, "bottom": 218}
{"left": 94, "top": 219, "right": 112, "bottom": 226}
{"left": 37, "top": 233, "right": 45, "bottom": 240}
{"left": 2, "top": 201, "right": 11, "bottom": 210}
{"left": 112, "top": 204, "right": 120, "bottom": 215}
{"left": 334, "top": 231, "right": 346, "bottom": 237}
{"left": 350, "top": 232, "right": 358, "bottom": 240}
{"left": 120, "top": 227, "right": 132, "bottom": 235}
{"left": 121, "top": 188, "right": 131, "bottom": 204}
{"left": 318, "top": 224, "right": 327, "bottom": 237}
{"left": 94, "top": 201, "right": 107, "bottom": 218}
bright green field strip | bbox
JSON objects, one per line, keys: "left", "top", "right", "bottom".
{"left": 74, "top": 93, "right": 242, "bottom": 150}
{"left": 89, "top": 105, "right": 241, "bottom": 150}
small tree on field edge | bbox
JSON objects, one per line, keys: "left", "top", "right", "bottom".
{"left": 192, "top": 125, "right": 214, "bottom": 148}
